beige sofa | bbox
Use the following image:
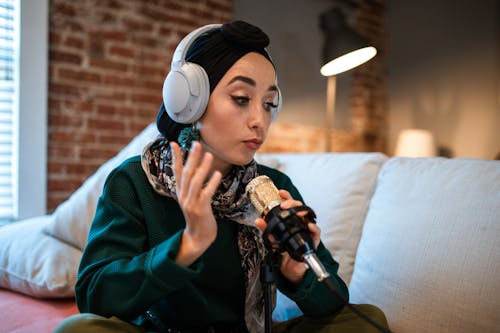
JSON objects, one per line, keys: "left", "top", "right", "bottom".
{"left": 1, "top": 123, "right": 498, "bottom": 333}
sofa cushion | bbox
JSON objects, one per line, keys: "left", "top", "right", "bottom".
{"left": 0, "top": 288, "right": 78, "bottom": 333}
{"left": 0, "top": 216, "right": 81, "bottom": 298}
{"left": 43, "top": 123, "right": 160, "bottom": 250}
{"left": 256, "top": 152, "right": 387, "bottom": 321}
{"left": 349, "top": 157, "right": 500, "bottom": 333}
{"left": 257, "top": 152, "right": 387, "bottom": 284}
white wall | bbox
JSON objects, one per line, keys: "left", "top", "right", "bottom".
{"left": 235, "top": 0, "right": 499, "bottom": 159}
{"left": 388, "top": 0, "right": 499, "bottom": 159}
{"left": 17, "top": 0, "right": 48, "bottom": 219}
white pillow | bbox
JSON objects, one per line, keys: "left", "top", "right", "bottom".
{"left": 257, "top": 152, "right": 387, "bottom": 322}
{"left": 43, "top": 123, "right": 160, "bottom": 250}
{"left": 0, "top": 215, "right": 82, "bottom": 297}
{"left": 349, "top": 157, "right": 500, "bottom": 333}
{"left": 258, "top": 152, "right": 387, "bottom": 284}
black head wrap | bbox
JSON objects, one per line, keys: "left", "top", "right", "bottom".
{"left": 157, "top": 20, "right": 274, "bottom": 141}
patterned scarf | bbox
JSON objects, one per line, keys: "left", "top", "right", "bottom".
{"left": 141, "top": 137, "right": 271, "bottom": 333}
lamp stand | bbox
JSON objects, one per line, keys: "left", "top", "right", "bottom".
{"left": 325, "top": 75, "right": 337, "bottom": 151}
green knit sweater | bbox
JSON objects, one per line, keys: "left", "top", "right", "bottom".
{"left": 75, "top": 155, "right": 348, "bottom": 330}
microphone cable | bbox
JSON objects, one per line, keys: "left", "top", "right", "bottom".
{"left": 263, "top": 206, "right": 393, "bottom": 333}
{"left": 322, "top": 276, "right": 393, "bottom": 333}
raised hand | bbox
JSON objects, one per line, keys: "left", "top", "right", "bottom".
{"left": 170, "top": 141, "right": 222, "bottom": 267}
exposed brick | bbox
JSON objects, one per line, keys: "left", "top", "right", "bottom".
{"left": 122, "top": 17, "right": 154, "bottom": 32}
{"left": 47, "top": 161, "right": 66, "bottom": 174}
{"left": 47, "top": 0, "right": 233, "bottom": 212}
{"left": 53, "top": 2, "right": 77, "bottom": 17}
{"left": 130, "top": 92, "right": 162, "bottom": 105}
{"left": 103, "top": 0, "right": 123, "bottom": 10}
{"left": 102, "top": 74, "right": 135, "bottom": 87}
{"left": 99, "top": 133, "right": 134, "bottom": 145}
{"left": 64, "top": 163, "right": 89, "bottom": 175}
{"left": 48, "top": 145, "right": 78, "bottom": 160}
{"left": 349, "top": 0, "right": 387, "bottom": 153}
{"left": 87, "top": 118, "right": 126, "bottom": 131}
{"left": 49, "top": 113, "right": 83, "bottom": 126}
{"left": 140, "top": 6, "right": 174, "bottom": 22}
{"left": 48, "top": 178, "right": 86, "bottom": 192}
{"left": 88, "top": 30, "right": 129, "bottom": 43}
{"left": 60, "top": 100, "right": 94, "bottom": 112}
{"left": 80, "top": 147, "right": 122, "bottom": 160}
{"left": 89, "top": 58, "right": 129, "bottom": 72}
{"left": 58, "top": 68, "right": 102, "bottom": 83}
{"left": 93, "top": 90, "right": 128, "bottom": 102}
{"left": 131, "top": 64, "right": 163, "bottom": 77}
{"left": 50, "top": 50, "right": 82, "bottom": 65}
{"left": 50, "top": 31, "right": 62, "bottom": 45}
{"left": 109, "top": 45, "right": 136, "bottom": 58}
{"left": 49, "top": 130, "right": 96, "bottom": 144}
{"left": 64, "top": 36, "right": 85, "bottom": 49}
{"left": 130, "top": 35, "right": 161, "bottom": 48}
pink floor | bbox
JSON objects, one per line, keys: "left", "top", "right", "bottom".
{"left": 0, "top": 288, "right": 78, "bottom": 333}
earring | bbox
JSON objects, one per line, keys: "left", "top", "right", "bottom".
{"left": 177, "top": 124, "right": 200, "bottom": 151}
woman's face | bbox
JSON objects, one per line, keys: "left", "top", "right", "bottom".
{"left": 198, "top": 52, "right": 279, "bottom": 175}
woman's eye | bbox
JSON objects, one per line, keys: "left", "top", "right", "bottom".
{"left": 231, "top": 95, "right": 250, "bottom": 106}
{"left": 264, "top": 102, "right": 278, "bottom": 112}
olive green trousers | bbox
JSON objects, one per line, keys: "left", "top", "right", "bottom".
{"left": 53, "top": 304, "right": 389, "bottom": 333}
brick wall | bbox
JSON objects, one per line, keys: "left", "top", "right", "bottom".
{"left": 48, "top": 0, "right": 233, "bottom": 212}
{"left": 350, "top": 0, "right": 387, "bottom": 152}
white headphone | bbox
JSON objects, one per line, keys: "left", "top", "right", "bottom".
{"left": 162, "top": 23, "right": 282, "bottom": 124}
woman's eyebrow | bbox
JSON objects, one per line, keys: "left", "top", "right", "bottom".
{"left": 227, "top": 75, "right": 256, "bottom": 86}
{"left": 227, "top": 75, "right": 278, "bottom": 92}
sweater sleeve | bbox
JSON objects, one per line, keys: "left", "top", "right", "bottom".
{"left": 260, "top": 165, "right": 349, "bottom": 316}
{"left": 75, "top": 160, "right": 201, "bottom": 320}
{"left": 275, "top": 243, "right": 349, "bottom": 316}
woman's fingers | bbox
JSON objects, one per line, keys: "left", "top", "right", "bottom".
{"left": 308, "top": 222, "right": 321, "bottom": 247}
{"left": 180, "top": 142, "right": 203, "bottom": 201}
{"left": 277, "top": 189, "right": 321, "bottom": 247}
{"left": 186, "top": 152, "right": 216, "bottom": 204}
{"left": 202, "top": 169, "right": 223, "bottom": 200}
{"left": 170, "top": 141, "right": 221, "bottom": 207}
{"left": 278, "top": 190, "right": 303, "bottom": 210}
{"left": 170, "top": 141, "right": 184, "bottom": 192}
{"left": 255, "top": 217, "right": 267, "bottom": 232}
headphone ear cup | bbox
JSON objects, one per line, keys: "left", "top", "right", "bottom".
{"left": 162, "top": 62, "right": 210, "bottom": 124}
{"left": 272, "top": 86, "right": 283, "bottom": 122}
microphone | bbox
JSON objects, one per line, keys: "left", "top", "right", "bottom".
{"left": 247, "top": 176, "right": 394, "bottom": 333}
{"left": 246, "top": 175, "right": 330, "bottom": 281}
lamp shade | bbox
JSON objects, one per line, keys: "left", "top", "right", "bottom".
{"left": 394, "top": 129, "right": 437, "bottom": 157}
{"left": 319, "top": 7, "right": 377, "bottom": 76}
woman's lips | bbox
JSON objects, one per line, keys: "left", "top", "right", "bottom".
{"left": 243, "top": 139, "right": 263, "bottom": 150}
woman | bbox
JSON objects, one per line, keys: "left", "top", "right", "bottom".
{"left": 54, "top": 20, "right": 388, "bottom": 333}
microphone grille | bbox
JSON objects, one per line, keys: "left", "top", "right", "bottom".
{"left": 246, "top": 175, "right": 282, "bottom": 215}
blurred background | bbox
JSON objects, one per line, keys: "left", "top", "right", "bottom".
{"left": 2, "top": 0, "right": 498, "bottom": 220}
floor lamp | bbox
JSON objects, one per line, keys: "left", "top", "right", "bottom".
{"left": 319, "top": 7, "right": 377, "bottom": 151}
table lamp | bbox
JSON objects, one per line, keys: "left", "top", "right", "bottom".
{"left": 394, "top": 129, "right": 437, "bottom": 157}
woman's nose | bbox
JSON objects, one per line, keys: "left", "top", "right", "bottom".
{"left": 247, "top": 104, "right": 266, "bottom": 129}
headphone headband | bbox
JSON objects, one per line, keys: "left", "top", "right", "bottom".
{"left": 171, "top": 24, "right": 222, "bottom": 69}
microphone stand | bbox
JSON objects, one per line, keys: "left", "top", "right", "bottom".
{"left": 247, "top": 176, "right": 392, "bottom": 333}
{"left": 261, "top": 251, "right": 277, "bottom": 333}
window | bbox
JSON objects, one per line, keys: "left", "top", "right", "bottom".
{"left": 0, "top": 0, "right": 16, "bottom": 220}
{"left": 0, "top": 0, "right": 48, "bottom": 223}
